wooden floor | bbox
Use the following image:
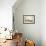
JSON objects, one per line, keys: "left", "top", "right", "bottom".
{"left": 0, "top": 39, "right": 16, "bottom": 46}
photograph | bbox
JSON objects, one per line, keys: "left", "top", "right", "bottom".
{"left": 23, "top": 15, "right": 35, "bottom": 24}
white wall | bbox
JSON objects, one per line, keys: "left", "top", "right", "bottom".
{"left": 0, "top": 0, "right": 16, "bottom": 30}
{"left": 41, "top": 0, "right": 46, "bottom": 46}
{"left": 13, "top": 0, "right": 46, "bottom": 46}
{"left": 13, "top": 0, "right": 41, "bottom": 46}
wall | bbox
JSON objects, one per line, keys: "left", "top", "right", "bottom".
{"left": 41, "top": 0, "right": 46, "bottom": 46}
{"left": 13, "top": 0, "right": 41, "bottom": 46}
{"left": 0, "top": 0, "right": 16, "bottom": 30}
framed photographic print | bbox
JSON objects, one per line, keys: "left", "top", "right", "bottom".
{"left": 23, "top": 15, "right": 35, "bottom": 24}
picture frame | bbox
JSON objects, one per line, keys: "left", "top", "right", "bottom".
{"left": 23, "top": 15, "right": 35, "bottom": 24}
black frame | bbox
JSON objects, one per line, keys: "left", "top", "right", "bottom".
{"left": 23, "top": 15, "right": 35, "bottom": 24}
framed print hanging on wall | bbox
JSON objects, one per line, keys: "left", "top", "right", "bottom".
{"left": 23, "top": 15, "right": 35, "bottom": 24}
